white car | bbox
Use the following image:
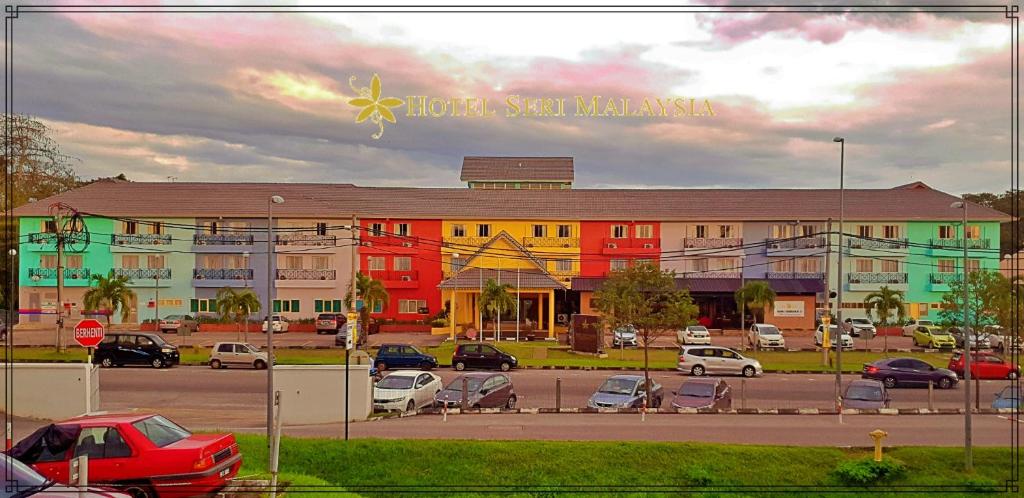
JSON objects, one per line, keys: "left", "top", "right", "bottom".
{"left": 814, "top": 324, "right": 853, "bottom": 350}
{"left": 748, "top": 323, "right": 786, "bottom": 349}
{"left": 843, "top": 317, "right": 877, "bottom": 338}
{"left": 677, "top": 345, "right": 763, "bottom": 377}
{"left": 678, "top": 325, "right": 712, "bottom": 345}
{"left": 261, "top": 315, "right": 290, "bottom": 333}
{"left": 986, "top": 326, "right": 1021, "bottom": 352}
{"left": 373, "top": 370, "right": 443, "bottom": 412}
{"left": 903, "top": 319, "right": 934, "bottom": 337}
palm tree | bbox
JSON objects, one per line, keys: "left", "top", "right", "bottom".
{"left": 344, "top": 273, "right": 390, "bottom": 343}
{"left": 479, "top": 278, "right": 517, "bottom": 340}
{"left": 215, "top": 287, "right": 262, "bottom": 342}
{"left": 83, "top": 271, "right": 136, "bottom": 327}
{"left": 734, "top": 281, "right": 776, "bottom": 351}
{"left": 864, "top": 285, "right": 907, "bottom": 354}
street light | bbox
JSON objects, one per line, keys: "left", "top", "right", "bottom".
{"left": 832, "top": 137, "right": 845, "bottom": 417}
{"left": 266, "top": 195, "right": 284, "bottom": 449}
{"left": 950, "top": 199, "right": 972, "bottom": 472}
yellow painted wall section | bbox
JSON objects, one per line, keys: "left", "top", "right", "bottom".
{"left": 441, "top": 220, "right": 581, "bottom": 274}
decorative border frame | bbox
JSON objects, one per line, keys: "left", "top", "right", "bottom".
{"left": 2, "top": 3, "right": 1019, "bottom": 495}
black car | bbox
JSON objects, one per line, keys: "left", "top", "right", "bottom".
{"left": 375, "top": 343, "right": 438, "bottom": 371}
{"left": 862, "top": 357, "right": 958, "bottom": 389}
{"left": 93, "top": 332, "right": 180, "bottom": 368}
{"left": 452, "top": 343, "right": 518, "bottom": 371}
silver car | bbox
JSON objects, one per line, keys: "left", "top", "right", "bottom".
{"left": 159, "top": 314, "right": 198, "bottom": 334}
{"left": 678, "top": 325, "right": 712, "bottom": 345}
{"left": 677, "top": 345, "right": 763, "bottom": 377}
{"left": 209, "top": 342, "right": 269, "bottom": 369}
{"left": 612, "top": 325, "right": 638, "bottom": 347}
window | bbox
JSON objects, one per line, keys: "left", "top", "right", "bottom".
{"left": 770, "top": 259, "right": 794, "bottom": 272}
{"left": 719, "top": 225, "right": 733, "bottom": 238}
{"left": 312, "top": 256, "right": 330, "bottom": 270}
{"left": 367, "top": 257, "right": 385, "bottom": 271}
{"left": 316, "top": 222, "right": 327, "bottom": 236}
{"left": 937, "top": 259, "right": 955, "bottom": 273}
{"left": 121, "top": 255, "right": 140, "bottom": 269}
{"left": 938, "top": 225, "right": 955, "bottom": 239}
{"left": 554, "top": 259, "right": 573, "bottom": 272}
{"left": 798, "top": 257, "right": 821, "bottom": 273}
{"left": 965, "top": 225, "right": 981, "bottom": 239}
{"left": 689, "top": 259, "right": 709, "bottom": 272}
{"left": 124, "top": 220, "right": 138, "bottom": 235}
{"left": 372, "top": 300, "right": 383, "bottom": 313}
{"left": 636, "top": 225, "right": 653, "bottom": 239}
{"left": 199, "top": 254, "right": 222, "bottom": 269}
{"left": 857, "top": 225, "right": 873, "bottom": 238}
{"left": 272, "top": 300, "right": 300, "bottom": 313}
{"left": 394, "top": 257, "right": 412, "bottom": 271}
{"left": 854, "top": 259, "right": 873, "bottom": 273}
{"left": 226, "top": 254, "right": 246, "bottom": 269}
{"left": 369, "top": 223, "right": 384, "bottom": 236}
{"left": 132, "top": 416, "right": 190, "bottom": 448}
{"left": 399, "top": 299, "right": 427, "bottom": 314}
{"left": 477, "top": 224, "right": 491, "bottom": 237}
{"left": 452, "top": 224, "right": 466, "bottom": 237}
{"left": 217, "top": 344, "right": 233, "bottom": 353}
{"left": 800, "top": 225, "right": 816, "bottom": 237}
{"left": 74, "top": 426, "right": 132, "bottom": 459}
{"left": 883, "top": 225, "right": 899, "bottom": 239}
{"left": 557, "top": 224, "right": 572, "bottom": 238}
{"left": 635, "top": 258, "right": 654, "bottom": 267}
{"left": 610, "top": 259, "right": 628, "bottom": 271}
{"left": 611, "top": 225, "right": 628, "bottom": 238}
{"left": 203, "top": 221, "right": 218, "bottom": 234}
{"left": 40, "top": 254, "right": 58, "bottom": 268}
{"left": 395, "top": 223, "right": 410, "bottom": 237}
{"left": 147, "top": 255, "right": 165, "bottom": 269}
{"left": 770, "top": 224, "right": 792, "bottom": 238}
{"left": 532, "top": 224, "right": 547, "bottom": 237}
{"left": 450, "top": 257, "right": 467, "bottom": 272}
{"left": 189, "top": 298, "right": 217, "bottom": 313}
{"left": 314, "top": 299, "right": 344, "bottom": 313}
{"left": 285, "top": 256, "right": 303, "bottom": 270}
{"left": 66, "top": 255, "right": 83, "bottom": 269}
{"left": 42, "top": 220, "right": 57, "bottom": 233}
{"left": 695, "top": 225, "right": 708, "bottom": 238}
{"left": 880, "top": 259, "right": 899, "bottom": 273}
{"left": 967, "top": 259, "right": 981, "bottom": 272}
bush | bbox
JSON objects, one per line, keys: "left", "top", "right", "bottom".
{"left": 832, "top": 457, "right": 906, "bottom": 485}
{"left": 684, "top": 465, "right": 716, "bottom": 486}
{"left": 431, "top": 318, "right": 449, "bottom": 328}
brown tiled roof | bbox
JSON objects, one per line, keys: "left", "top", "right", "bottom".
{"left": 10, "top": 179, "right": 1010, "bottom": 222}
{"left": 438, "top": 268, "right": 565, "bottom": 290}
{"left": 571, "top": 277, "right": 823, "bottom": 294}
{"left": 460, "top": 156, "right": 574, "bottom": 182}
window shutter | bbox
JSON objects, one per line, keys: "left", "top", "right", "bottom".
{"left": 291, "top": 300, "right": 300, "bottom": 312}
{"left": 208, "top": 299, "right": 217, "bottom": 312}
{"left": 332, "top": 300, "right": 342, "bottom": 312}
{"left": 273, "top": 300, "right": 281, "bottom": 313}
{"left": 315, "top": 300, "right": 323, "bottom": 313}
{"left": 190, "top": 299, "right": 199, "bottom": 313}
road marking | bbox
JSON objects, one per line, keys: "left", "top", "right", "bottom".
{"left": 997, "top": 416, "right": 1022, "bottom": 424}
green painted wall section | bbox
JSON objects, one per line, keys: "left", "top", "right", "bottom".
{"left": 19, "top": 216, "right": 114, "bottom": 288}
{"left": 905, "top": 221, "right": 1001, "bottom": 320}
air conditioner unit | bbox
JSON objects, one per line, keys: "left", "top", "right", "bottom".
{"left": 606, "top": 243, "right": 618, "bottom": 249}
{"left": 364, "top": 241, "right": 373, "bottom": 247}
{"left": 402, "top": 242, "right": 414, "bottom": 248}
{"left": 401, "top": 275, "right": 413, "bottom": 281}
{"left": 643, "top": 243, "right": 654, "bottom": 249}
{"left": 557, "top": 313, "right": 569, "bottom": 324}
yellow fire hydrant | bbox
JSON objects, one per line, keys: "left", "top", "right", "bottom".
{"left": 869, "top": 429, "right": 889, "bottom": 462}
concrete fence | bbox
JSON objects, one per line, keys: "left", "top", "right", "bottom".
{"left": 0, "top": 363, "right": 100, "bottom": 419}
{"left": 274, "top": 364, "right": 373, "bottom": 424}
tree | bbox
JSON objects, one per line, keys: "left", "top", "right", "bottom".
{"left": 344, "top": 273, "right": 390, "bottom": 342}
{"left": 734, "top": 280, "right": 776, "bottom": 324}
{"left": 215, "top": 287, "right": 261, "bottom": 341}
{"left": 594, "top": 263, "right": 698, "bottom": 404}
{"left": 938, "top": 270, "right": 1006, "bottom": 329}
{"left": 863, "top": 286, "right": 906, "bottom": 354}
{"left": 479, "top": 278, "right": 517, "bottom": 339}
{"left": 82, "top": 271, "right": 135, "bottom": 327}
{"left": 963, "top": 191, "right": 1021, "bottom": 256}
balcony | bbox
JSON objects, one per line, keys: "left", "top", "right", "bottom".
{"left": 682, "top": 271, "right": 742, "bottom": 279}
{"left": 847, "top": 272, "right": 908, "bottom": 291}
{"left": 445, "top": 236, "right": 492, "bottom": 249}
{"left": 113, "top": 268, "right": 172, "bottom": 280}
{"left": 848, "top": 238, "right": 908, "bottom": 250}
{"left": 928, "top": 238, "right": 992, "bottom": 253}
{"left": 523, "top": 237, "right": 579, "bottom": 248}
{"left": 767, "top": 272, "right": 825, "bottom": 279}
{"left": 682, "top": 237, "right": 744, "bottom": 255}
{"left": 601, "top": 237, "right": 660, "bottom": 255}
{"left": 928, "top": 272, "right": 961, "bottom": 292}
{"left": 276, "top": 268, "right": 336, "bottom": 288}
{"left": 111, "top": 233, "right": 173, "bottom": 246}
{"left": 26, "top": 268, "right": 92, "bottom": 284}
{"left": 193, "top": 233, "right": 254, "bottom": 246}
{"left": 24, "top": 232, "right": 86, "bottom": 251}
{"left": 366, "top": 269, "right": 419, "bottom": 289}
{"left": 276, "top": 233, "right": 337, "bottom": 246}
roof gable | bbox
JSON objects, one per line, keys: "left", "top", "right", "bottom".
{"left": 461, "top": 156, "right": 574, "bottom": 182}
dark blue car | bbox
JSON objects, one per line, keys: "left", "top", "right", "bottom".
{"left": 375, "top": 343, "right": 438, "bottom": 371}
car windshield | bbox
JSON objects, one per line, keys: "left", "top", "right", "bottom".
{"left": 132, "top": 415, "right": 191, "bottom": 448}
{"left": 851, "top": 319, "right": 871, "bottom": 325}
{"left": 242, "top": 344, "right": 260, "bottom": 353}
{"left": 931, "top": 329, "right": 950, "bottom": 336}
{"left": 2, "top": 455, "right": 51, "bottom": 497}
{"left": 845, "top": 384, "right": 884, "bottom": 401}
{"left": 918, "top": 320, "right": 933, "bottom": 326}
{"left": 615, "top": 327, "right": 635, "bottom": 336}
{"left": 147, "top": 335, "right": 168, "bottom": 346}
{"left": 678, "top": 383, "right": 715, "bottom": 397}
{"left": 165, "top": 315, "right": 183, "bottom": 320}
{"left": 997, "top": 387, "right": 1021, "bottom": 400}
{"left": 377, "top": 375, "right": 416, "bottom": 390}
{"left": 598, "top": 378, "right": 637, "bottom": 395}
{"left": 759, "top": 326, "right": 780, "bottom": 336}
{"left": 445, "top": 377, "right": 483, "bottom": 392}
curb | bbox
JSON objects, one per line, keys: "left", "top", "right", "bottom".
{"left": 410, "top": 407, "right": 1014, "bottom": 416}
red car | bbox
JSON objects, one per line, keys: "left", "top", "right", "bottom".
{"left": 948, "top": 351, "right": 1021, "bottom": 380}
{"left": 21, "top": 413, "right": 241, "bottom": 498}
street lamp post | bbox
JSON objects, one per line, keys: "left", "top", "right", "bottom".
{"left": 951, "top": 200, "right": 972, "bottom": 471}
{"left": 243, "top": 250, "right": 250, "bottom": 343}
{"left": 266, "top": 195, "right": 284, "bottom": 450}
{"left": 832, "top": 137, "right": 845, "bottom": 417}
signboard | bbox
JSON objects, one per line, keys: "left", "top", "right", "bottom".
{"left": 344, "top": 321, "right": 357, "bottom": 350}
{"left": 773, "top": 301, "right": 805, "bottom": 318}
{"left": 73, "top": 319, "right": 106, "bottom": 348}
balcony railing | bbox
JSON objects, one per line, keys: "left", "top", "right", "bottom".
{"left": 27, "top": 268, "right": 91, "bottom": 280}
{"left": 682, "top": 271, "right": 742, "bottom": 279}
{"left": 928, "top": 238, "right": 991, "bottom": 250}
{"left": 683, "top": 238, "right": 743, "bottom": 249}
{"left": 193, "top": 268, "right": 253, "bottom": 280}
{"left": 193, "top": 233, "right": 254, "bottom": 245}
{"left": 27, "top": 232, "right": 86, "bottom": 244}
{"left": 602, "top": 238, "right": 660, "bottom": 249}
{"left": 276, "top": 269, "right": 336, "bottom": 280}
{"left": 848, "top": 238, "right": 908, "bottom": 250}
{"left": 276, "top": 233, "right": 337, "bottom": 246}
{"left": 847, "top": 272, "right": 908, "bottom": 284}
{"left": 766, "top": 237, "right": 826, "bottom": 250}
{"left": 367, "top": 269, "right": 419, "bottom": 282}
{"left": 929, "top": 273, "right": 962, "bottom": 284}
{"left": 111, "top": 233, "right": 173, "bottom": 245}
{"left": 767, "top": 271, "right": 825, "bottom": 279}
{"left": 445, "top": 236, "right": 491, "bottom": 249}
{"left": 113, "top": 268, "right": 171, "bottom": 280}
{"left": 523, "top": 237, "right": 580, "bottom": 248}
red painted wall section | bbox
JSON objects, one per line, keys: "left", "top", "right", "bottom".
{"left": 579, "top": 221, "right": 661, "bottom": 277}
{"left": 359, "top": 219, "right": 443, "bottom": 320}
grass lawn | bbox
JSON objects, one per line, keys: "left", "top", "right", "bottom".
{"left": 233, "top": 436, "right": 1016, "bottom": 497}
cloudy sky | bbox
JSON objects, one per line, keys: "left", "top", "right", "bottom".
{"left": 12, "top": 2, "right": 1015, "bottom": 193}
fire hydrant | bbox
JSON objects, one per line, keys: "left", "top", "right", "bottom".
{"left": 869, "top": 429, "right": 889, "bottom": 462}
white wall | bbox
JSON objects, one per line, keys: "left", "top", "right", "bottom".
{"left": 274, "top": 365, "right": 372, "bottom": 424}
{"left": 0, "top": 363, "right": 100, "bottom": 420}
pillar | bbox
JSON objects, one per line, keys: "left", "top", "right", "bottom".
{"left": 547, "top": 289, "right": 555, "bottom": 338}
{"left": 536, "top": 292, "right": 543, "bottom": 328}
{"left": 449, "top": 289, "right": 456, "bottom": 340}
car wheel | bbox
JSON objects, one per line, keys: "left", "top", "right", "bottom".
{"left": 151, "top": 358, "right": 164, "bottom": 369}
{"left": 742, "top": 366, "right": 756, "bottom": 378}
{"left": 122, "top": 483, "right": 154, "bottom": 498}
{"left": 652, "top": 397, "right": 662, "bottom": 408}
{"left": 883, "top": 376, "right": 898, "bottom": 389}
{"left": 506, "top": 395, "right": 517, "bottom": 409}
{"left": 419, "top": 361, "right": 433, "bottom": 371}
{"left": 406, "top": 400, "right": 416, "bottom": 413}
{"left": 472, "top": 403, "right": 481, "bottom": 410}
{"left": 454, "top": 361, "right": 466, "bottom": 371}
{"left": 500, "top": 362, "right": 511, "bottom": 372}
{"left": 691, "top": 365, "right": 705, "bottom": 376}
{"left": 210, "top": 359, "right": 221, "bottom": 369}
{"left": 100, "top": 357, "right": 113, "bottom": 368}
{"left": 938, "top": 377, "right": 953, "bottom": 389}
{"left": 1009, "top": 370, "right": 1019, "bottom": 380}
{"left": 376, "top": 361, "right": 388, "bottom": 372}
{"left": 254, "top": 359, "right": 267, "bottom": 370}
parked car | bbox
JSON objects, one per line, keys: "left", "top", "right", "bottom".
{"left": 261, "top": 315, "right": 289, "bottom": 333}
{"left": 814, "top": 324, "right": 853, "bottom": 349}
{"left": 587, "top": 374, "right": 663, "bottom": 409}
{"left": 315, "top": 313, "right": 346, "bottom": 335}
{"left": 373, "top": 370, "right": 442, "bottom": 412}
{"left": 669, "top": 378, "right": 731, "bottom": 410}
{"left": 23, "top": 413, "right": 241, "bottom": 498}
{"left": 678, "top": 345, "right": 763, "bottom": 378}
{"left": 912, "top": 326, "right": 955, "bottom": 349}
{"left": 451, "top": 343, "right": 517, "bottom": 371}
{"left": 992, "top": 386, "right": 1021, "bottom": 409}
{"left": 947, "top": 351, "right": 1020, "bottom": 380}
{"left": 1, "top": 316, "right": 8, "bottom": 341}
{"left": 902, "top": 318, "right": 936, "bottom": 337}
{"left": 948, "top": 327, "right": 991, "bottom": 350}
{"left": 862, "top": 357, "right": 958, "bottom": 389}
{"left": 612, "top": 325, "right": 638, "bottom": 347}
{"left": 158, "top": 314, "right": 198, "bottom": 335}
{"left": 334, "top": 324, "right": 367, "bottom": 348}
{"left": 677, "top": 325, "right": 711, "bottom": 345}
{"left": 0, "top": 453, "right": 130, "bottom": 497}
{"left": 988, "top": 327, "right": 1022, "bottom": 352}
{"left": 209, "top": 342, "right": 269, "bottom": 369}
{"left": 842, "top": 379, "right": 890, "bottom": 409}
{"left": 433, "top": 372, "right": 517, "bottom": 409}
{"left": 747, "top": 324, "right": 785, "bottom": 349}
{"left": 374, "top": 344, "right": 438, "bottom": 371}
{"left": 93, "top": 333, "right": 179, "bottom": 369}
{"left": 843, "top": 317, "right": 877, "bottom": 338}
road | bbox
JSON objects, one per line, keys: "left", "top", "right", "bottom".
{"left": 97, "top": 366, "right": 1013, "bottom": 431}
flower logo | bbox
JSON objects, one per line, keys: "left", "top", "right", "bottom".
{"left": 348, "top": 74, "right": 403, "bottom": 139}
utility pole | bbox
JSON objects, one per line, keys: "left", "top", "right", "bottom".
{"left": 154, "top": 273, "right": 160, "bottom": 326}
{"left": 54, "top": 208, "right": 66, "bottom": 353}
{"left": 351, "top": 214, "right": 358, "bottom": 348}
{"left": 833, "top": 137, "right": 846, "bottom": 417}
{"left": 823, "top": 218, "right": 832, "bottom": 367}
